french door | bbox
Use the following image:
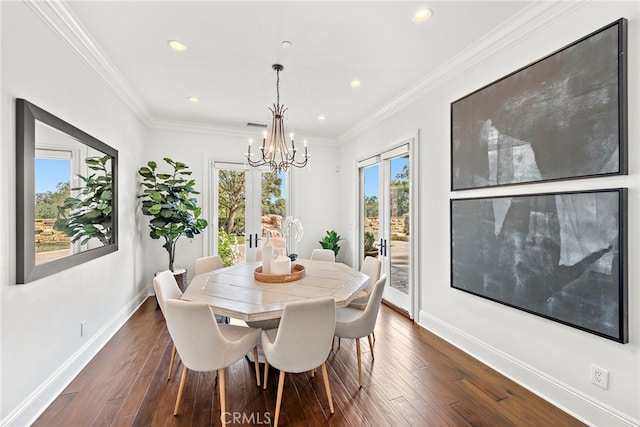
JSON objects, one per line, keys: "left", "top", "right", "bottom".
{"left": 211, "top": 161, "right": 287, "bottom": 265}
{"left": 359, "top": 144, "right": 412, "bottom": 314}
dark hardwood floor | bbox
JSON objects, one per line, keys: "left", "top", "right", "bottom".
{"left": 35, "top": 297, "right": 585, "bottom": 426}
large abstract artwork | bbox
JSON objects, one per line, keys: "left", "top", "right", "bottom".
{"left": 451, "top": 19, "right": 627, "bottom": 190}
{"left": 450, "top": 189, "right": 627, "bottom": 342}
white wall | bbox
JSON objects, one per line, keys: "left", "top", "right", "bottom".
{"left": 140, "top": 128, "right": 340, "bottom": 284}
{"left": 338, "top": 2, "right": 639, "bottom": 426}
{"left": 1, "top": 3, "right": 148, "bottom": 425}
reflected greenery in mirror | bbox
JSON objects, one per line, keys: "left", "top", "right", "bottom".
{"left": 54, "top": 155, "right": 113, "bottom": 246}
{"left": 16, "top": 99, "right": 118, "bottom": 284}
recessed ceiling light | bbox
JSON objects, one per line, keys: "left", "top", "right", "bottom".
{"left": 188, "top": 96, "right": 200, "bottom": 103}
{"left": 350, "top": 80, "right": 362, "bottom": 88}
{"left": 317, "top": 115, "right": 326, "bottom": 121}
{"left": 412, "top": 8, "right": 432, "bottom": 23}
{"left": 168, "top": 40, "right": 188, "bottom": 52}
{"left": 281, "top": 40, "right": 293, "bottom": 48}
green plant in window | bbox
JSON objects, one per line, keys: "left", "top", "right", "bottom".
{"left": 364, "top": 231, "right": 377, "bottom": 253}
{"left": 217, "top": 230, "right": 241, "bottom": 267}
{"left": 54, "top": 156, "right": 113, "bottom": 246}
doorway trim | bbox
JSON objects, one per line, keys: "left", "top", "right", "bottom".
{"left": 355, "top": 131, "right": 420, "bottom": 320}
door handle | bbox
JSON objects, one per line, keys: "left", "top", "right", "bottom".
{"left": 379, "top": 238, "right": 388, "bottom": 257}
{"left": 248, "top": 233, "right": 261, "bottom": 248}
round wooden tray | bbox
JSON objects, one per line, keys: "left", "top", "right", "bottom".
{"left": 254, "top": 264, "right": 305, "bottom": 283}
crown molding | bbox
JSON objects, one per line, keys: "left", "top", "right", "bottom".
{"left": 25, "top": 0, "right": 155, "bottom": 126}
{"left": 152, "top": 118, "right": 337, "bottom": 146}
{"left": 336, "top": 0, "right": 588, "bottom": 144}
{"left": 28, "top": 0, "right": 585, "bottom": 145}
{"left": 26, "top": 0, "right": 339, "bottom": 144}
{"left": 152, "top": 119, "right": 260, "bottom": 138}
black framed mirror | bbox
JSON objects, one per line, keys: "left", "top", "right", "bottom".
{"left": 16, "top": 99, "right": 118, "bottom": 284}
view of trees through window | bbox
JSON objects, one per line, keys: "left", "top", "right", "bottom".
{"left": 35, "top": 181, "right": 70, "bottom": 219}
{"left": 217, "top": 168, "right": 286, "bottom": 265}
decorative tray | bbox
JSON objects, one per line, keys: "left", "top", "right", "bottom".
{"left": 254, "top": 264, "right": 305, "bottom": 283}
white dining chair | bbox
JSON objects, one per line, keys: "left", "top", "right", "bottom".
{"left": 163, "top": 299, "right": 261, "bottom": 422}
{"left": 153, "top": 270, "right": 183, "bottom": 381}
{"left": 195, "top": 255, "right": 224, "bottom": 275}
{"left": 334, "top": 274, "right": 387, "bottom": 388}
{"left": 310, "top": 248, "right": 336, "bottom": 262}
{"left": 194, "top": 255, "right": 230, "bottom": 323}
{"left": 261, "top": 297, "right": 336, "bottom": 427}
{"left": 348, "top": 256, "right": 382, "bottom": 310}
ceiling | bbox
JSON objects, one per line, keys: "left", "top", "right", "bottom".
{"left": 64, "top": 1, "right": 534, "bottom": 143}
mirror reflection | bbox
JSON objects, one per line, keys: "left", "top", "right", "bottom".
{"left": 16, "top": 99, "right": 118, "bottom": 284}
{"left": 34, "top": 121, "right": 114, "bottom": 265}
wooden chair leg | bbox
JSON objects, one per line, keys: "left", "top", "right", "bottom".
{"left": 218, "top": 369, "right": 226, "bottom": 425}
{"left": 311, "top": 368, "right": 316, "bottom": 377}
{"left": 320, "top": 363, "right": 334, "bottom": 414}
{"left": 167, "top": 344, "right": 177, "bottom": 381}
{"left": 338, "top": 337, "right": 341, "bottom": 348}
{"left": 173, "top": 366, "right": 188, "bottom": 415}
{"left": 356, "top": 338, "right": 363, "bottom": 388}
{"left": 253, "top": 347, "right": 261, "bottom": 387}
{"left": 263, "top": 360, "right": 269, "bottom": 390}
{"left": 367, "top": 334, "right": 375, "bottom": 360}
{"left": 274, "top": 371, "right": 286, "bottom": 427}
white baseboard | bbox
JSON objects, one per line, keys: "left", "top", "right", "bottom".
{"left": 418, "top": 310, "right": 640, "bottom": 427}
{"left": 1, "top": 289, "right": 150, "bottom": 427}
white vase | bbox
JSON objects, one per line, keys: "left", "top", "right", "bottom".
{"left": 262, "top": 230, "right": 273, "bottom": 274}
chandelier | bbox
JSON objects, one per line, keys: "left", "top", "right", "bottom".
{"left": 246, "top": 64, "right": 309, "bottom": 173}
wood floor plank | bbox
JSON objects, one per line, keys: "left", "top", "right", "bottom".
{"left": 34, "top": 297, "right": 586, "bottom": 427}
{"left": 289, "top": 369, "right": 331, "bottom": 425}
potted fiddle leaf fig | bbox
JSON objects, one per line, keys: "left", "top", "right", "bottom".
{"left": 138, "top": 158, "right": 208, "bottom": 288}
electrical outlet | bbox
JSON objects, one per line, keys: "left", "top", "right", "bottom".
{"left": 80, "top": 321, "right": 86, "bottom": 337}
{"left": 591, "top": 365, "right": 609, "bottom": 389}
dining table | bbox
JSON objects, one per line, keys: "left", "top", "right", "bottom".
{"left": 181, "top": 259, "right": 370, "bottom": 329}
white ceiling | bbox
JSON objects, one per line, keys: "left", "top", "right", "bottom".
{"left": 64, "top": 1, "right": 534, "bottom": 142}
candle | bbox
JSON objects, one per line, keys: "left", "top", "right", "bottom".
{"left": 271, "top": 255, "right": 291, "bottom": 275}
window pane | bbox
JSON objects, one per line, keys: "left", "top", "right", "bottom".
{"left": 217, "top": 169, "right": 246, "bottom": 265}
{"left": 34, "top": 156, "right": 72, "bottom": 264}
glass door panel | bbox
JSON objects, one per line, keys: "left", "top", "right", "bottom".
{"left": 260, "top": 171, "right": 287, "bottom": 257}
{"left": 214, "top": 164, "right": 288, "bottom": 265}
{"left": 359, "top": 144, "right": 412, "bottom": 314}
{"left": 216, "top": 167, "right": 248, "bottom": 265}
{"left": 363, "top": 164, "right": 380, "bottom": 259}
{"left": 385, "top": 154, "right": 411, "bottom": 308}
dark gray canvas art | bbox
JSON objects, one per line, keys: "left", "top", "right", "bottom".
{"left": 451, "top": 19, "right": 626, "bottom": 190}
{"left": 451, "top": 189, "right": 627, "bottom": 342}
